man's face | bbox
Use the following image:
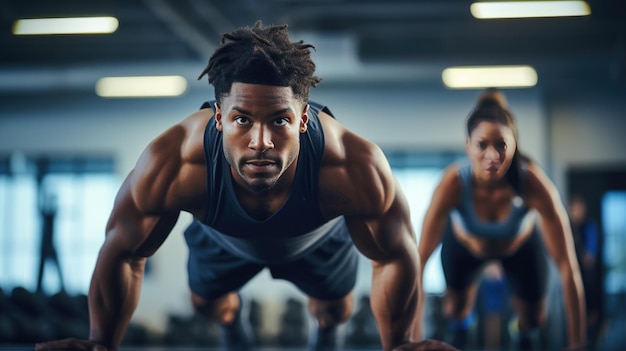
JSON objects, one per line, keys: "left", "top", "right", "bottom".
{"left": 215, "top": 82, "right": 308, "bottom": 193}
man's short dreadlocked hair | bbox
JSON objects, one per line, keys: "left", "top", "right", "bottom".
{"left": 198, "top": 21, "right": 321, "bottom": 104}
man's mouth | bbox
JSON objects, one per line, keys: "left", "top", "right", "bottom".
{"left": 245, "top": 159, "right": 277, "bottom": 172}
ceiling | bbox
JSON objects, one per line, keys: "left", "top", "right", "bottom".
{"left": 1, "top": 0, "right": 625, "bottom": 94}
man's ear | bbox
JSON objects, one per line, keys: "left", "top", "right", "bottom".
{"left": 214, "top": 102, "right": 223, "bottom": 131}
{"left": 465, "top": 137, "right": 470, "bottom": 153}
{"left": 300, "top": 104, "right": 310, "bottom": 133}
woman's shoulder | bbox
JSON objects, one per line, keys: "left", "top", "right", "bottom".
{"left": 521, "top": 161, "right": 562, "bottom": 210}
{"left": 433, "top": 163, "right": 464, "bottom": 208}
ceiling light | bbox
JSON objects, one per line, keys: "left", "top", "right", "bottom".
{"left": 442, "top": 65, "right": 538, "bottom": 89}
{"left": 13, "top": 16, "right": 119, "bottom": 35}
{"left": 470, "top": 1, "right": 591, "bottom": 19}
{"left": 95, "top": 76, "right": 188, "bottom": 98}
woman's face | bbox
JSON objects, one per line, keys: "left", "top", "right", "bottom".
{"left": 465, "top": 120, "right": 517, "bottom": 184}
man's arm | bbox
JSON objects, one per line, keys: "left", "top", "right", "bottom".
{"left": 345, "top": 173, "right": 458, "bottom": 351}
{"left": 319, "top": 114, "right": 457, "bottom": 351}
{"left": 345, "top": 175, "right": 420, "bottom": 351}
{"left": 526, "top": 164, "right": 587, "bottom": 350}
{"left": 414, "top": 167, "right": 460, "bottom": 340}
{"left": 35, "top": 171, "right": 180, "bottom": 351}
{"left": 87, "top": 173, "right": 180, "bottom": 349}
{"left": 35, "top": 117, "right": 208, "bottom": 351}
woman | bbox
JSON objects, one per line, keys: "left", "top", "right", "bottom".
{"left": 414, "top": 89, "right": 586, "bottom": 351}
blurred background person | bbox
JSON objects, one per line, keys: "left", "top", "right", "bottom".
{"left": 36, "top": 192, "right": 65, "bottom": 295}
{"left": 568, "top": 193, "right": 605, "bottom": 350}
{"left": 35, "top": 157, "right": 65, "bottom": 296}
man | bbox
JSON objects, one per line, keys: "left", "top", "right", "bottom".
{"left": 36, "top": 192, "right": 65, "bottom": 294}
{"left": 35, "top": 22, "right": 456, "bottom": 351}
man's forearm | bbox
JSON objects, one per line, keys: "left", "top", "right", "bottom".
{"left": 370, "top": 249, "right": 420, "bottom": 351}
{"left": 88, "top": 245, "right": 145, "bottom": 350}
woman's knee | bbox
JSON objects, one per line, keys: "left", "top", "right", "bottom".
{"left": 513, "top": 297, "right": 546, "bottom": 330}
{"left": 444, "top": 285, "right": 479, "bottom": 319}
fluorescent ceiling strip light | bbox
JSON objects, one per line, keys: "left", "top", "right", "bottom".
{"left": 13, "top": 16, "right": 119, "bottom": 35}
{"left": 95, "top": 76, "right": 188, "bottom": 98}
{"left": 442, "top": 65, "right": 538, "bottom": 89}
{"left": 471, "top": 1, "right": 591, "bottom": 19}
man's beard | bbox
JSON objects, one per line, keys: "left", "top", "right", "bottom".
{"left": 245, "top": 177, "right": 279, "bottom": 193}
{"left": 225, "top": 151, "right": 283, "bottom": 193}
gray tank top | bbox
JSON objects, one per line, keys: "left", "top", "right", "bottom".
{"left": 450, "top": 162, "right": 536, "bottom": 239}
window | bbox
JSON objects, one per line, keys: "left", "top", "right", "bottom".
{"left": 0, "top": 155, "right": 120, "bottom": 295}
{"left": 602, "top": 190, "right": 626, "bottom": 294}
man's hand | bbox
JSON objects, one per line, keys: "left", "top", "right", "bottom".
{"left": 35, "top": 338, "right": 111, "bottom": 351}
{"left": 562, "top": 345, "right": 587, "bottom": 351}
{"left": 393, "top": 339, "right": 461, "bottom": 351}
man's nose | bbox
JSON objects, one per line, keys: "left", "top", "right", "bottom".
{"left": 249, "top": 124, "right": 274, "bottom": 152}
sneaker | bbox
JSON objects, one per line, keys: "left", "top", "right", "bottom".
{"left": 447, "top": 328, "right": 468, "bottom": 349}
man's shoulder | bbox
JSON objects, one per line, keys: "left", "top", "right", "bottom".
{"left": 135, "top": 110, "right": 209, "bottom": 186}
{"left": 199, "top": 100, "right": 215, "bottom": 110}
{"left": 308, "top": 100, "right": 335, "bottom": 119}
{"left": 318, "top": 134, "right": 395, "bottom": 217}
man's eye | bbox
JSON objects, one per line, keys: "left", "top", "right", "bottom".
{"left": 274, "top": 118, "right": 288, "bottom": 126}
{"left": 235, "top": 116, "right": 250, "bottom": 125}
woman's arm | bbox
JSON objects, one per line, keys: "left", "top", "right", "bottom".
{"left": 526, "top": 164, "right": 586, "bottom": 350}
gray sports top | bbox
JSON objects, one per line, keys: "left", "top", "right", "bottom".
{"left": 449, "top": 162, "right": 536, "bottom": 239}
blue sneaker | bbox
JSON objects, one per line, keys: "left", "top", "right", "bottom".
{"left": 508, "top": 316, "right": 540, "bottom": 351}
{"left": 445, "top": 312, "right": 476, "bottom": 349}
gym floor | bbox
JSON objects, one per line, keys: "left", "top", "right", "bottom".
{"left": 0, "top": 348, "right": 384, "bottom": 351}
{"left": 1, "top": 287, "right": 625, "bottom": 351}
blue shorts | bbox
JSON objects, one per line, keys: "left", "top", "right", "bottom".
{"left": 185, "top": 220, "right": 359, "bottom": 300}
